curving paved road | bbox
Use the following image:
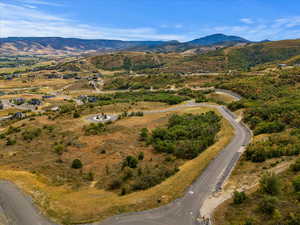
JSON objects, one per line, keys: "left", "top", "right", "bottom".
{"left": 0, "top": 91, "right": 251, "bottom": 225}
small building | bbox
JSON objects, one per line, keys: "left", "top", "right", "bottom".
{"left": 278, "top": 64, "right": 287, "bottom": 68}
{"left": 51, "top": 106, "right": 59, "bottom": 111}
{"left": 28, "top": 98, "right": 42, "bottom": 105}
{"left": 12, "top": 98, "right": 25, "bottom": 105}
{"left": 46, "top": 74, "right": 61, "bottom": 79}
{"left": 42, "top": 95, "right": 56, "bottom": 100}
{"left": 4, "top": 75, "right": 13, "bottom": 80}
{"left": 62, "top": 73, "right": 76, "bottom": 79}
{"left": 87, "top": 96, "right": 97, "bottom": 103}
{"left": 12, "top": 112, "right": 25, "bottom": 120}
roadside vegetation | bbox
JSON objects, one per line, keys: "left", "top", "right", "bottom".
{"left": 214, "top": 161, "right": 300, "bottom": 225}
{"left": 148, "top": 112, "right": 221, "bottom": 159}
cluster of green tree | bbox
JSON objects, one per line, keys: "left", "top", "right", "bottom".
{"left": 291, "top": 158, "right": 300, "bottom": 172}
{"left": 0, "top": 125, "right": 43, "bottom": 144}
{"left": 107, "top": 158, "right": 179, "bottom": 195}
{"left": 227, "top": 41, "right": 300, "bottom": 71}
{"left": 59, "top": 104, "right": 76, "bottom": 114}
{"left": 56, "top": 62, "right": 81, "bottom": 72}
{"left": 177, "top": 88, "right": 212, "bottom": 99}
{"left": 233, "top": 190, "right": 247, "bottom": 204}
{"left": 86, "top": 91, "right": 190, "bottom": 106}
{"left": 83, "top": 123, "right": 106, "bottom": 135}
{"left": 0, "top": 126, "right": 21, "bottom": 138}
{"left": 22, "top": 127, "right": 42, "bottom": 142}
{"left": 118, "top": 111, "right": 144, "bottom": 119}
{"left": 245, "top": 132, "right": 300, "bottom": 162}
{"left": 103, "top": 74, "right": 184, "bottom": 90}
{"left": 218, "top": 72, "right": 300, "bottom": 135}
{"left": 122, "top": 56, "right": 164, "bottom": 71}
{"left": 145, "top": 112, "right": 221, "bottom": 159}
{"left": 90, "top": 53, "right": 165, "bottom": 71}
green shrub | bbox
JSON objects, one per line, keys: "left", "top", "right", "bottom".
{"left": 195, "top": 94, "right": 207, "bottom": 103}
{"left": 139, "top": 128, "right": 149, "bottom": 141}
{"left": 131, "top": 165, "right": 178, "bottom": 191}
{"left": 260, "top": 173, "right": 281, "bottom": 196}
{"left": 22, "top": 128, "right": 42, "bottom": 141}
{"left": 73, "top": 111, "right": 80, "bottom": 118}
{"left": 233, "top": 191, "right": 247, "bottom": 204}
{"left": 254, "top": 121, "right": 285, "bottom": 135}
{"left": 293, "top": 176, "right": 300, "bottom": 192}
{"left": 228, "top": 100, "right": 245, "bottom": 111}
{"left": 6, "top": 126, "right": 21, "bottom": 134}
{"left": 6, "top": 138, "right": 16, "bottom": 146}
{"left": 84, "top": 123, "right": 106, "bottom": 135}
{"left": 291, "top": 158, "right": 300, "bottom": 172}
{"left": 138, "top": 152, "right": 144, "bottom": 161}
{"left": 108, "top": 179, "right": 122, "bottom": 190}
{"left": 259, "top": 195, "right": 279, "bottom": 215}
{"left": 59, "top": 104, "right": 75, "bottom": 114}
{"left": 84, "top": 172, "right": 94, "bottom": 181}
{"left": 43, "top": 125, "right": 55, "bottom": 132}
{"left": 71, "top": 159, "right": 83, "bottom": 169}
{"left": 54, "top": 144, "right": 65, "bottom": 155}
{"left": 244, "top": 220, "right": 254, "bottom": 225}
{"left": 123, "top": 156, "right": 138, "bottom": 169}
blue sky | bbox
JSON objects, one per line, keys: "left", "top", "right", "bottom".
{"left": 1, "top": 0, "right": 300, "bottom": 41}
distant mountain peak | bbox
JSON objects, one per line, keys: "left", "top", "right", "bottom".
{"left": 187, "top": 33, "right": 250, "bottom": 46}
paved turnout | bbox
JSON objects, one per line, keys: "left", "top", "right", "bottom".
{"left": 0, "top": 91, "right": 251, "bottom": 225}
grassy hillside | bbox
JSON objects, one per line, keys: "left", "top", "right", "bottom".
{"left": 89, "top": 52, "right": 166, "bottom": 71}
{"left": 214, "top": 161, "right": 300, "bottom": 225}
{"left": 211, "top": 66, "right": 300, "bottom": 225}
{"left": 227, "top": 39, "right": 300, "bottom": 70}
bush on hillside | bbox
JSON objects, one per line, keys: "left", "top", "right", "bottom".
{"left": 260, "top": 173, "right": 281, "bottom": 196}
{"left": 71, "top": 159, "right": 83, "bottom": 169}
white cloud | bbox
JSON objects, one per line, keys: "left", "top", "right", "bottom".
{"left": 24, "top": 4, "right": 38, "bottom": 9}
{"left": 196, "top": 16, "right": 300, "bottom": 41}
{"left": 14, "top": 0, "right": 62, "bottom": 7}
{"left": 160, "top": 24, "right": 183, "bottom": 29}
{"left": 0, "top": 3, "right": 66, "bottom": 21}
{"left": 0, "top": 2, "right": 187, "bottom": 41}
{"left": 274, "top": 17, "right": 300, "bottom": 28}
{"left": 1, "top": 1, "right": 300, "bottom": 42}
{"left": 240, "top": 18, "right": 254, "bottom": 25}
{"left": 175, "top": 24, "right": 183, "bottom": 29}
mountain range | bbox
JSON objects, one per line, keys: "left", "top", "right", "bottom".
{"left": 0, "top": 34, "right": 252, "bottom": 55}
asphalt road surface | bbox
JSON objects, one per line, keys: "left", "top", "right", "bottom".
{"left": 0, "top": 92, "right": 251, "bottom": 225}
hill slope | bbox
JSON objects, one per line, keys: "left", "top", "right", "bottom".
{"left": 0, "top": 37, "right": 175, "bottom": 55}
{"left": 0, "top": 34, "right": 249, "bottom": 55}
{"left": 187, "top": 33, "right": 250, "bottom": 46}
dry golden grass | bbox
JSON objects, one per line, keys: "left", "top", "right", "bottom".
{"left": 0, "top": 94, "right": 42, "bottom": 100}
{"left": 0, "top": 67, "right": 28, "bottom": 74}
{"left": 0, "top": 108, "right": 19, "bottom": 117}
{"left": 207, "top": 92, "right": 238, "bottom": 104}
{"left": 0, "top": 79, "right": 71, "bottom": 89}
{"left": 0, "top": 106, "right": 234, "bottom": 224}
